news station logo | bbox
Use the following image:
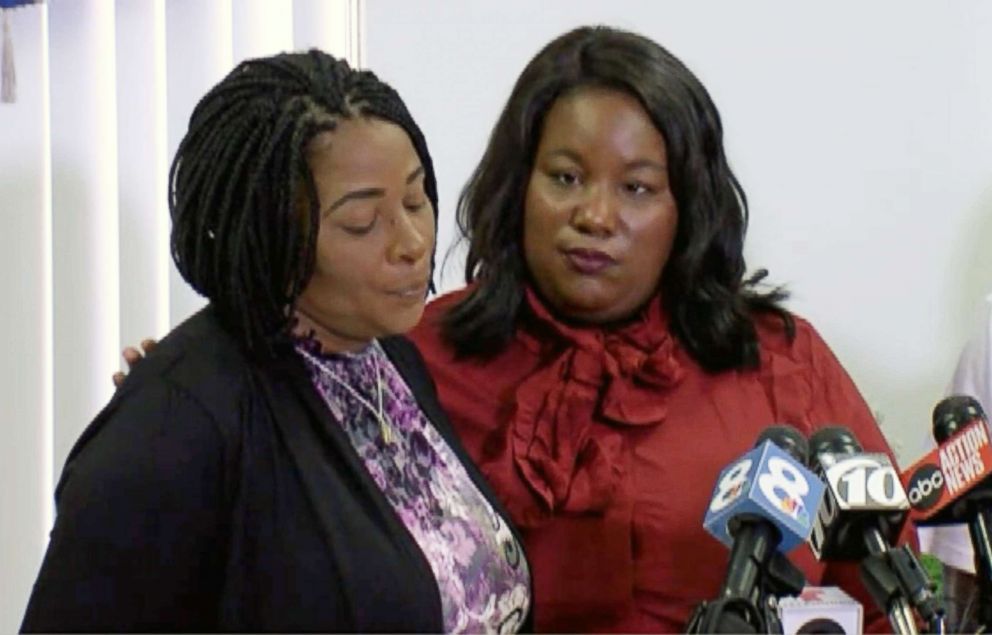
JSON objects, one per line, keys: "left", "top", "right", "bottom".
{"left": 772, "top": 483, "right": 810, "bottom": 526}
{"left": 704, "top": 442, "right": 824, "bottom": 552}
{"left": 901, "top": 420, "right": 992, "bottom": 519}
{"left": 823, "top": 454, "right": 908, "bottom": 510}
{"left": 937, "top": 422, "right": 990, "bottom": 496}
{"left": 755, "top": 454, "right": 817, "bottom": 530}
{"left": 905, "top": 463, "right": 943, "bottom": 510}
{"left": 708, "top": 458, "right": 753, "bottom": 514}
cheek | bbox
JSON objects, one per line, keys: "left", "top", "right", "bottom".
{"left": 311, "top": 227, "right": 349, "bottom": 280}
{"left": 417, "top": 209, "right": 437, "bottom": 251}
{"left": 523, "top": 183, "right": 561, "bottom": 266}
{"left": 629, "top": 207, "right": 678, "bottom": 277}
{"left": 307, "top": 231, "right": 376, "bottom": 299}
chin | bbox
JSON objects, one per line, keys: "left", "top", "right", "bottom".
{"left": 556, "top": 299, "right": 615, "bottom": 324}
{"left": 563, "top": 292, "right": 652, "bottom": 324}
{"left": 381, "top": 306, "right": 425, "bottom": 336}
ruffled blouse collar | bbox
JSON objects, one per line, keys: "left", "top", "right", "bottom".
{"left": 489, "top": 287, "right": 685, "bottom": 528}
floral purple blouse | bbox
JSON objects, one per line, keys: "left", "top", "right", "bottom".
{"left": 296, "top": 340, "right": 530, "bottom": 633}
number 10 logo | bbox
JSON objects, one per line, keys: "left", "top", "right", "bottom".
{"left": 826, "top": 457, "right": 906, "bottom": 507}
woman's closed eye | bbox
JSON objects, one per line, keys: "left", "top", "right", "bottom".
{"left": 403, "top": 197, "right": 428, "bottom": 212}
{"left": 339, "top": 214, "right": 378, "bottom": 235}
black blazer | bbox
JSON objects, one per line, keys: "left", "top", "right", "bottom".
{"left": 21, "top": 306, "right": 531, "bottom": 632}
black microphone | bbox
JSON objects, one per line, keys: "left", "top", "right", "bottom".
{"left": 807, "top": 426, "right": 937, "bottom": 635}
{"left": 930, "top": 395, "right": 992, "bottom": 628}
{"left": 807, "top": 426, "right": 908, "bottom": 560}
{"left": 689, "top": 425, "right": 824, "bottom": 633}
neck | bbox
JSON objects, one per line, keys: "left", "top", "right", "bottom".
{"left": 292, "top": 309, "right": 373, "bottom": 354}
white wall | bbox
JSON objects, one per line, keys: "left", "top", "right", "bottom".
{"left": 365, "top": 0, "right": 992, "bottom": 462}
{"left": 0, "top": 1, "right": 360, "bottom": 631}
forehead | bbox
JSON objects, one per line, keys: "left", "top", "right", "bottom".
{"left": 307, "top": 117, "right": 420, "bottom": 180}
{"left": 539, "top": 87, "right": 667, "bottom": 157}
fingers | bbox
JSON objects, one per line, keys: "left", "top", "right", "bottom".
{"left": 115, "top": 338, "right": 157, "bottom": 388}
{"left": 114, "top": 337, "right": 158, "bottom": 388}
{"left": 122, "top": 347, "right": 143, "bottom": 367}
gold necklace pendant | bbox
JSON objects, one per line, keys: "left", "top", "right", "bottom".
{"left": 298, "top": 343, "right": 395, "bottom": 445}
{"left": 372, "top": 353, "right": 394, "bottom": 445}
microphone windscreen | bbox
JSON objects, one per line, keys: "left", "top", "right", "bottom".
{"left": 809, "top": 426, "right": 862, "bottom": 457}
{"left": 757, "top": 424, "right": 809, "bottom": 464}
{"left": 933, "top": 394, "right": 987, "bottom": 443}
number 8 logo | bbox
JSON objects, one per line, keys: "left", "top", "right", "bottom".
{"left": 758, "top": 457, "right": 809, "bottom": 510}
{"left": 709, "top": 459, "right": 753, "bottom": 512}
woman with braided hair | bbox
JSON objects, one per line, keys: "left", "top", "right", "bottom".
{"left": 21, "top": 50, "right": 530, "bottom": 633}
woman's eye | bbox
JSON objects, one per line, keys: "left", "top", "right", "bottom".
{"left": 341, "top": 217, "right": 377, "bottom": 235}
{"left": 404, "top": 199, "right": 427, "bottom": 212}
{"left": 624, "top": 181, "right": 654, "bottom": 196}
{"left": 551, "top": 171, "right": 580, "bottom": 187}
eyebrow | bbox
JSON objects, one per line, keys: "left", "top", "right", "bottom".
{"left": 406, "top": 165, "right": 425, "bottom": 184}
{"left": 326, "top": 187, "right": 384, "bottom": 215}
{"left": 325, "top": 165, "right": 425, "bottom": 215}
{"left": 546, "top": 149, "right": 583, "bottom": 163}
{"left": 544, "top": 149, "right": 666, "bottom": 172}
{"left": 625, "top": 158, "right": 668, "bottom": 172}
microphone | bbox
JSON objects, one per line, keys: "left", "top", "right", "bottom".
{"left": 900, "top": 395, "right": 992, "bottom": 628}
{"left": 900, "top": 395, "right": 992, "bottom": 524}
{"left": 690, "top": 425, "right": 825, "bottom": 633}
{"left": 807, "top": 426, "right": 909, "bottom": 561}
{"left": 807, "top": 426, "right": 937, "bottom": 635}
{"left": 778, "top": 586, "right": 863, "bottom": 635}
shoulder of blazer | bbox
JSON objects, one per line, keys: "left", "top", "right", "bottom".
{"left": 91, "top": 306, "right": 286, "bottom": 463}
{"left": 57, "top": 307, "right": 255, "bottom": 501}
{"left": 118, "top": 308, "right": 252, "bottom": 419}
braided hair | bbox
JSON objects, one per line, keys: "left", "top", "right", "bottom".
{"left": 170, "top": 49, "right": 438, "bottom": 356}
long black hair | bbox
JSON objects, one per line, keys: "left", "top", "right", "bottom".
{"left": 170, "top": 49, "right": 438, "bottom": 356}
{"left": 442, "top": 26, "right": 791, "bottom": 372}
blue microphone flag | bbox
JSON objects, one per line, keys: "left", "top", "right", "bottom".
{"left": 704, "top": 439, "right": 825, "bottom": 552}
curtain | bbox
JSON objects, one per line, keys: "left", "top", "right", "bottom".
{"left": 0, "top": 1, "right": 362, "bottom": 631}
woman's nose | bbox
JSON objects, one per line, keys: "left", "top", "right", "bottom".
{"left": 387, "top": 208, "right": 430, "bottom": 264}
{"left": 570, "top": 184, "right": 617, "bottom": 236}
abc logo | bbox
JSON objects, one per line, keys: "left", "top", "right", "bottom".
{"left": 906, "top": 464, "right": 944, "bottom": 510}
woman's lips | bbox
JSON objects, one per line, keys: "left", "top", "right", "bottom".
{"left": 386, "top": 280, "right": 429, "bottom": 301}
{"left": 563, "top": 247, "right": 616, "bottom": 275}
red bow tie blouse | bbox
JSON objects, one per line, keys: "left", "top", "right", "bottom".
{"left": 409, "top": 286, "right": 911, "bottom": 633}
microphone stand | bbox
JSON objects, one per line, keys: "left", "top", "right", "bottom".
{"left": 758, "top": 551, "right": 807, "bottom": 634}
{"left": 685, "top": 597, "right": 762, "bottom": 634}
{"left": 967, "top": 506, "right": 992, "bottom": 630}
{"left": 685, "top": 550, "right": 805, "bottom": 634}
{"left": 938, "top": 477, "right": 992, "bottom": 629}
{"left": 860, "top": 531, "right": 945, "bottom": 634}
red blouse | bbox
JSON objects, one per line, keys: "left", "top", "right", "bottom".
{"left": 409, "top": 287, "right": 911, "bottom": 633}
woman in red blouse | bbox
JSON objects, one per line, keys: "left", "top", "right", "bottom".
{"left": 408, "top": 26, "right": 911, "bottom": 632}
